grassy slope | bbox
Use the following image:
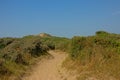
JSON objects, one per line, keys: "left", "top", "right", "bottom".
{"left": 64, "top": 31, "right": 120, "bottom": 80}
{"left": 0, "top": 31, "right": 120, "bottom": 80}
{"left": 0, "top": 34, "right": 70, "bottom": 80}
{"left": 0, "top": 36, "right": 48, "bottom": 80}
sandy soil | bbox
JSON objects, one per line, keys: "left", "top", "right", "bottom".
{"left": 22, "top": 50, "right": 75, "bottom": 80}
{"left": 22, "top": 50, "right": 116, "bottom": 80}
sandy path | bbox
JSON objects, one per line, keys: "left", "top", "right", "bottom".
{"left": 22, "top": 50, "right": 69, "bottom": 80}
{"left": 22, "top": 50, "right": 115, "bottom": 80}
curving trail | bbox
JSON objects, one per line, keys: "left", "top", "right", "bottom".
{"left": 22, "top": 50, "right": 75, "bottom": 80}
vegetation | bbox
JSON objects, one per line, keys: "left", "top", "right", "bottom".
{"left": 0, "top": 31, "right": 120, "bottom": 80}
{"left": 64, "top": 31, "right": 120, "bottom": 80}
{"left": 0, "top": 36, "right": 48, "bottom": 80}
{"left": 0, "top": 34, "right": 70, "bottom": 80}
{"left": 40, "top": 36, "right": 70, "bottom": 52}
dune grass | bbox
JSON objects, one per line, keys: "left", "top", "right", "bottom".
{"left": 64, "top": 31, "right": 120, "bottom": 80}
{"left": 0, "top": 36, "right": 48, "bottom": 80}
{"left": 0, "top": 31, "right": 120, "bottom": 80}
{"left": 0, "top": 34, "right": 70, "bottom": 80}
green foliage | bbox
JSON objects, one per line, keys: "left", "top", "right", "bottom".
{"left": 21, "top": 36, "right": 48, "bottom": 57}
{"left": 0, "top": 34, "right": 70, "bottom": 80}
{"left": 67, "top": 31, "right": 120, "bottom": 79}
{"left": 0, "top": 36, "right": 48, "bottom": 79}
{"left": 0, "top": 38, "right": 16, "bottom": 49}
{"left": 41, "top": 36, "right": 70, "bottom": 52}
{"left": 0, "top": 31, "right": 120, "bottom": 80}
{"left": 95, "top": 31, "right": 109, "bottom": 37}
{"left": 70, "top": 36, "right": 95, "bottom": 60}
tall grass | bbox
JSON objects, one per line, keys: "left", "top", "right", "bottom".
{"left": 64, "top": 31, "right": 120, "bottom": 80}
{"left": 0, "top": 34, "right": 71, "bottom": 80}
{"left": 40, "top": 36, "right": 71, "bottom": 52}
{"left": 0, "top": 36, "right": 48, "bottom": 80}
{"left": 0, "top": 31, "right": 120, "bottom": 80}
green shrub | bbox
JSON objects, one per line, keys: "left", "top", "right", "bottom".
{"left": 67, "top": 31, "right": 120, "bottom": 79}
{"left": 41, "top": 36, "right": 70, "bottom": 52}
{"left": 96, "top": 31, "right": 109, "bottom": 36}
{"left": 0, "top": 36, "right": 49, "bottom": 79}
{"left": 0, "top": 38, "right": 16, "bottom": 49}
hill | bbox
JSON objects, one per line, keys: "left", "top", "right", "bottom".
{"left": 0, "top": 34, "right": 70, "bottom": 80}
{"left": 0, "top": 31, "right": 120, "bottom": 80}
{"left": 64, "top": 31, "right": 120, "bottom": 80}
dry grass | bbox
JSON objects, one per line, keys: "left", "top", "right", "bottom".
{"left": 64, "top": 31, "right": 120, "bottom": 80}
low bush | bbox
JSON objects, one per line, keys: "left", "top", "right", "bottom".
{"left": 65, "top": 31, "right": 120, "bottom": 80}
{"left": 0, "top": 36, "right": 48, "bottom": 80}
{"left": 0, "top": 38, "right": 16, "bottom": 49}
{"left": 41, "top": 36, "right": 70, "bottom": 52}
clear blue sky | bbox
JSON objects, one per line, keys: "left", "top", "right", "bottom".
{"left": 0, "top": 0, "right": 120, "bottom": 38}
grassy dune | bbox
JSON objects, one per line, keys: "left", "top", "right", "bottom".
{"left": 64, "top": 31, "right": 120, "bottom": 80}
{"left": 0, "top": 36, "right": 48, "bottom": 80}
{"left": 0, "top": 31, "right": 120, "bottom": 80}
{"left": 0, "top": 33, "right": 70, "bottom": 80}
